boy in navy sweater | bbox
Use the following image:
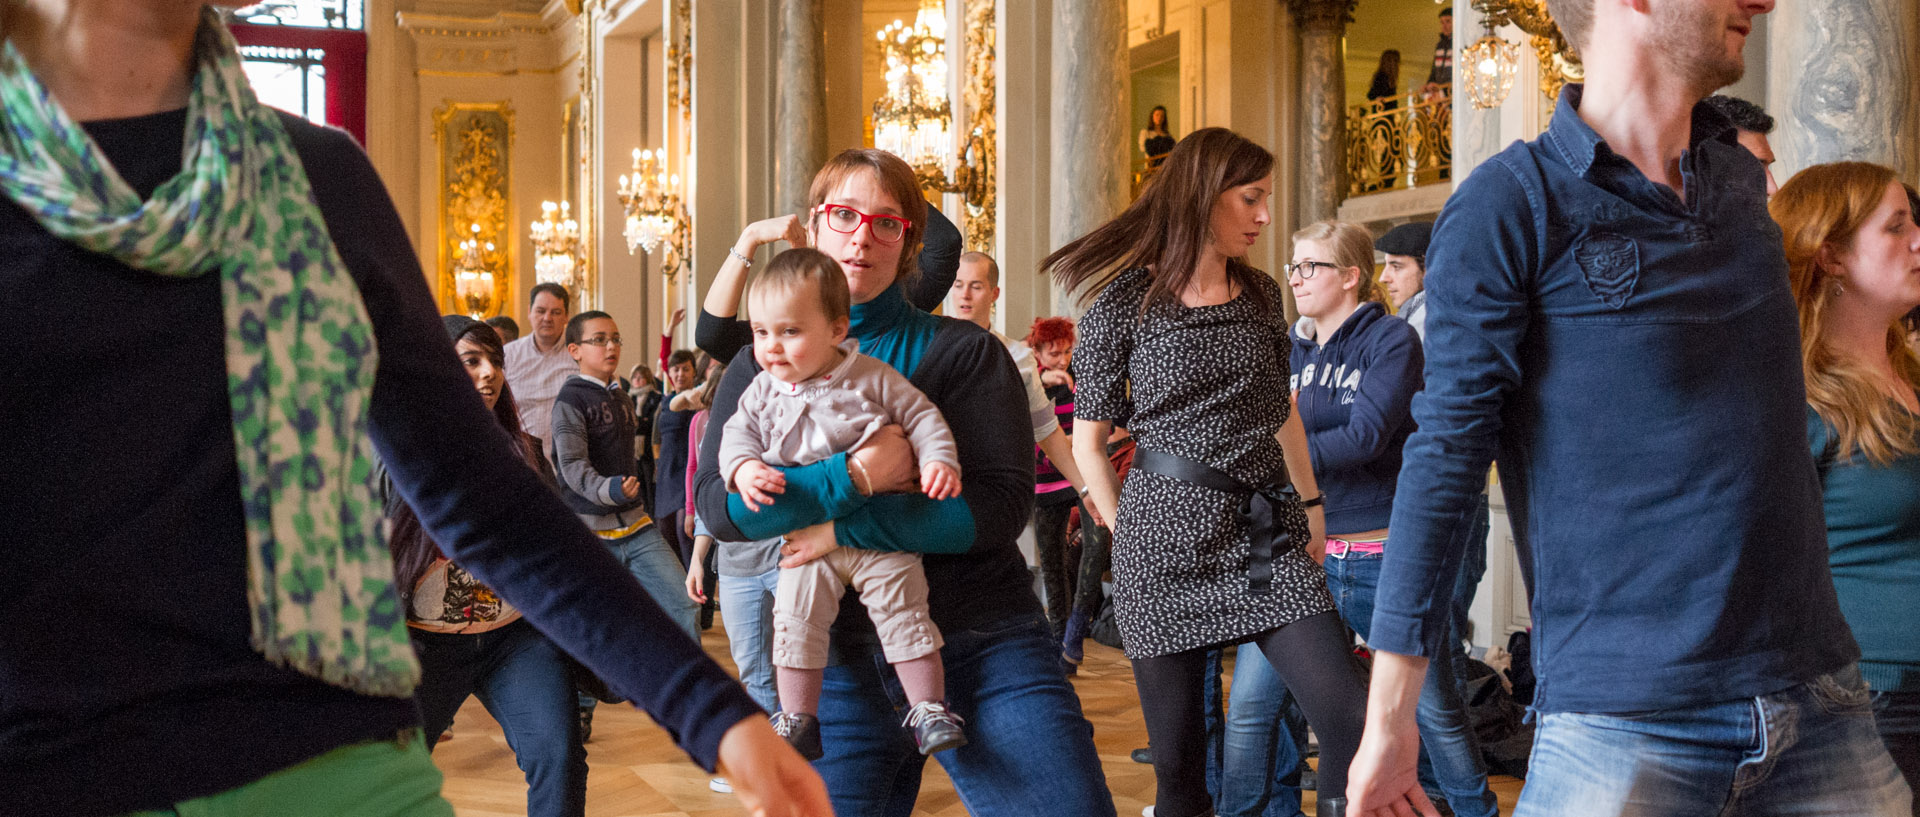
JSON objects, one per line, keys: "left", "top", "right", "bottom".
{"left": 552, "top": 312, "right": 698, "bottom": 639}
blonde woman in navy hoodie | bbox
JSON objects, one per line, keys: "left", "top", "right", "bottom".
{"left": 1284, "top": 220, "right": 1499, "bottom": 817}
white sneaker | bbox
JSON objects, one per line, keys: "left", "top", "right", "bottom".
{"left": 708, "top": 777, "right": 732, "bottom": 793}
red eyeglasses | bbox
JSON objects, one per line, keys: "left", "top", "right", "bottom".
{"left": 814, "top": 204, "right": 913, "bottom": 244}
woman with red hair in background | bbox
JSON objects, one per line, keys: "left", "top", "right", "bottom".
{"left": 1026, "top": 317, "right": 1101, "bottom": 665}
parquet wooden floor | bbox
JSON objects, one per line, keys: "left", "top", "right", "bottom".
{"left": 435, "top": 624, "right": 1524, "bottom": 816}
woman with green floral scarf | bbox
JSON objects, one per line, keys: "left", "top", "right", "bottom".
{"left": 0, "top": 3, "right": 829, "bottom": 816}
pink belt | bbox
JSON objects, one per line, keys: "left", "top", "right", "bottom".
{"left": 1325, "top": 537, "right": 1385, "bottom": 559}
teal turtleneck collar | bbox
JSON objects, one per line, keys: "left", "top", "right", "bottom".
{"left": 847, "top": 281, "right": 941, "bottom": 380}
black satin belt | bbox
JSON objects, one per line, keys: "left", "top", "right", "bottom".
{"left": 1131, "top": 447, "right": 1298, "bottom": 596}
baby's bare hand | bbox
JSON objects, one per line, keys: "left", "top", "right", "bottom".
{"left": 920, "top": 462, "right": 961, "bottom": 500}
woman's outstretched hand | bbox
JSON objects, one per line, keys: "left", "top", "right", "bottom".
{"left": 715, "top": 716, "right": 834, "bottom": 817}
{"left": 779, "top": 522, "right": 840, "bottom": 568}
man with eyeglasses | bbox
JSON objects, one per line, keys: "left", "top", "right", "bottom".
{"left": 506, "top": 282, "right": 579, "bottom": 459}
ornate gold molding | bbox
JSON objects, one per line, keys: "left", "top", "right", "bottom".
{"left": 955, "top": 0, "right": 995, "bottom": 252}
{"left": 434, "top": 101, "right": 516, "bottom": 318}
{"left": 1286, "top": 0, "right": 1357, "bottom": 30}
{"left": 571, "top": 7, "right": 599, "bottom": 310}
{"left": 667, "top": 0, "right": 692, "bottom": 129}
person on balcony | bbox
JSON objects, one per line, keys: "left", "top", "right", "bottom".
{"left": 1140, "top": 105, "right": 1176, "bottom": 170}
{"left": 1363, "top": 52, "right": 1404, "bottom": 191}
{"left": 1422, "top": 8, "right": 1453, "bottom": 101}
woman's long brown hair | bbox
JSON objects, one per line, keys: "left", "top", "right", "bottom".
{"left": 1042, "top": 127, "right": 1274, "bottom": 314}
{"left": 1771, "top": 161, "right": 1920, "bottom": 466}
{"left": 386, "top": 321, "right": 548, "bottom": 605}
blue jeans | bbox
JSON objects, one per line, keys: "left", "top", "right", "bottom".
{"left": 814, "top": 612, "right": 1114, "bottom": 817}
{"left": 410, "top": 620, "right": 585, "bottom": 817}
{"left": 583, "top": 524, "right": 698, "bottom": 713}
{"left": 1871, "top": 690, "right": 1920, "bottom": 817}
{"left": 1518, "top": 664, "right": 1911, "bottom": 816}
{"left": 1447, "top": 493, "right": 1491, "bottom": 688}
{"left": 717, "top": 567, "right": 781, "bottom": 713}
{"left": 1218, "top": 642, "right": 1309, "bottom": 817}
{"left": 1326, "top": 551, "right": 1499, "bottom": 817}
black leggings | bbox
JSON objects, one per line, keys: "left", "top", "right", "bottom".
{"left": 1036, "top": 499, "right": 1113, "bottom": 633}
{"left": 1131, "top": 611, "right": 1366, "bottom": 817}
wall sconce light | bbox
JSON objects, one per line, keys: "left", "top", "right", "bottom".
{"left": 617, "top": 148, "right": 691, "bottom": 279}
{"left": 530, "top": 200, "right": 583, "bottom": 291}
{"left": 452, "top": 222, "right": 498, "bottom": 319}
{"left": 1462, "top": 25, "right": 1520, "bottom": 109}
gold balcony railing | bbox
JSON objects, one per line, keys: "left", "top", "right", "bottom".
{"left": 1345, "top": 88, "right": 1452, "bottom": 198}
{"left": 1132, "top": 152, "right": 1172, "bottom": 200}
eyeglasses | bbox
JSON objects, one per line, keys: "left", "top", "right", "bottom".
{"left": 1284, "top": 261, "right": 1340, "bottom": 280}
{"left": 575, "top": 335, "right": 623, "bottom": 347}
{"left": 815, "top": 204, "right": 912, "bottom": 244}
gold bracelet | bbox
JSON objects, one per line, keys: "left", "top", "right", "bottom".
{"left": 847, "top": 457, "right": 873, "bottom": 496}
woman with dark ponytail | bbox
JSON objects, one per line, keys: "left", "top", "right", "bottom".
{"left": 381, "top": 317, "right": 585, "bottom": 817}
{"left": 1046, "top": 127, "right": 1368, "bottom": 817}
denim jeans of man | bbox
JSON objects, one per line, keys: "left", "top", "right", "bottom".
{"left": 1871, "top": 690, "right": 1920, "bottom": 817}
{"left": 1517, "top": 664, "right": 1910, "bottom": 816}
{"left": 1325, "top": 550, "right": 1499, "bottom": 817}
{"left": 411, "top": 620, "right": 585, "bottom": 817}
{"left": 582, "top": 524, "right": 698, "bottom": 713}
{"left": 1218, "top": 642, "right": 1310, "bottom": 817}
{"left": 813, "top": 612, "right": 1114, "bottom": 817}
{"left": 717, "top": 568, "right": 781, "bottom": 713}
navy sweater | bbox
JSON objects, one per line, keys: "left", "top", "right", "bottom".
{"left": 694, "top": 286, "right": 1041, "bottom": 643}
{"left": 0, "top": 109, "right": 760, "bottom": 816}
{"left": 1289, "top": 302, "right": 1424, "bottom": 534}
{"left": 1373, "top": 87, "right": 1856, "bottom": 713}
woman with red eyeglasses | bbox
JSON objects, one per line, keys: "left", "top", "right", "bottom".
{"left": 692, "top": 149, "right": 1115, "bottom": 816}
{"left": 693, "top": 194, "right": 961, "bottom": 364}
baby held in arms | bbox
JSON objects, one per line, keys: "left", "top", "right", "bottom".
{"left": 719, "top": 247, "right": 966, "bottom": 761}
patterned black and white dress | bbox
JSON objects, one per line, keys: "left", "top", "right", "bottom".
{"left": 1074, "top": 267, "right": 1334, "bottom": 659}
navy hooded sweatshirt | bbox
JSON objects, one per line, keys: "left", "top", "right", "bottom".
{"left": 1288, "top": 301, "right": 1425, "bottom": 534}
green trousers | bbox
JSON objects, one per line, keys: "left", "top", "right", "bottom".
{"left": 119, "top": 730, "right": 454, "bottom": 817}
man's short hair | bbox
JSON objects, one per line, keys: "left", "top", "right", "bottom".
{"left": 485, "top": 316, "right": 520, "bottom": 339}
{"left": 959, "top": 251, "right": 1001, "bottom": 287}
{"left": 564, "top": 310, "right": 612, "bottom": 346}
{"left": 1440, "top": 6, "right": 1452, "bottom": 17}
{"left": 667, "top": 349, "right": 697, "bottom": 369}
{"left": 530, "top": 282, "right": 571, "bottom": 310}
{"left": 1702, "top": 95, "right": 1776, "bottom": 135}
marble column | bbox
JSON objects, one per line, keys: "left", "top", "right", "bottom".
{"left": 1767, "top": 0, "right": 1918, "bottom": 180}
{"left": 1289, "top": 0, "right": 1355, "bottom": 226}
{"left": 1048, "top": 0, "right": 1130, "bottom": 316}
{"left": 775, "top": 0, "right": 828, "bottom": 218}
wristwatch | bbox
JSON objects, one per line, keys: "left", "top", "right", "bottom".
{"left": 1299, "top": 494, "right": 1325, "bottom": 508}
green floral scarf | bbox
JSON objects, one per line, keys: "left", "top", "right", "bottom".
{"left": 0, "top": 9, "right": 417, "bottom": 696}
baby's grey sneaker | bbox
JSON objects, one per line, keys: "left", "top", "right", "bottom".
{"left": 902, "top": 700, "right": 967, "bottom": 756}
{"left": 769, "top": 711, "right": 823, "bottom": 761}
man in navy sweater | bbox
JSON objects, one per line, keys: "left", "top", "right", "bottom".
{"left": 1345, "top": 0, "right": 1911, "bottom": 813}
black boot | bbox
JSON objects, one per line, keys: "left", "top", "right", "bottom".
{"left": 1315, "top": 796, "right": 1346, "bottom": 817}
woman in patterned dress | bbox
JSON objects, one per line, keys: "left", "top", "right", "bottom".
{"left": 1044, "top": 128, "right": 1369, "bottom": 817}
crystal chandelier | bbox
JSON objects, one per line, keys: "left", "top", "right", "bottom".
{"left": 871, "top": 0, "right": 952, "bottom": 184}
{"left": 452, "top": 222, "right": 497, "bottom": 319}
{"left": 1461, "top": 25, "right": 1520, "bottom": 109}
{"left": 616, "top": 148, "right": 691, "bottom": 278}
{"left": 529, "top": 200, "right": 583, "bottom": 291}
